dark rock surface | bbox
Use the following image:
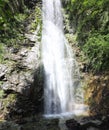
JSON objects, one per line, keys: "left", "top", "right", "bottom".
{"left": 66, "top": 119, "right": 81, "bottom": 130}
{"left": 24, "top": 0, "right": 41, "bottom": 8}
{"left": 0, "top": 1, "right": 43, "bottom": 122}
{"left": 66, "top": 115, "right": 109, "bottom": 130}
{"left": 0, "top": 117, "right": 60, "bottom": 130}
{"left": 0, "top": 23, "right": 43, "bottom": 120}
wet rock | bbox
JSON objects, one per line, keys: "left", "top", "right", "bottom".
{"left": 0, "top": 64, "right": 7, "bottom": 80}
{"left": 25, "top": 32, "right": 38, "bottom": 42}
{"left": 80, "top": 121, "right": 101, "bottom": 130}
{"left": 85, "top": 72, "right": 109, "bottom": 115}
{"left": 87, "top": 127, "right": 99, "bottom": 130}
{"left": 0, "top": 2, "right": 43, "bottom": 123}
{"left": 66, "top": 119, "right": 81, "bottom": 130}
{"left": 65, "top": 115, "right": 109, "bottom": 130}
{"left": 100, "top": 116, "right": 109, "bottom": 130}
{"left": 1, "top": 81, "right": 14, "bottom": 91}
{"left": 20, "top": 118, "right": 60, "bottom": 130}
{"left": 11, "top": 48, "right": 19, "bottom": 54}
{"left": 78, "top": 116, "right": 102, "bottom": 130}
{"left": 5, "top": 54, "right": 22, "bottom": 62}
{"left": 0, "top": 121, "right": 19, "bottom": 130}
{"left": 1, "top": 44, "right": 41, "bottom": 94}
{"left": 24, "top": 0, "right": 40, "bottom": 8}
{"left": 0, "top": 116, "right": 59, "bottom": 130}
{"left": 23, "top": 44, "right": 40, "bottom": 69}
{"left": 1, "top": 71, "right": 36, "bottom": 97}
{"left": 0, "top": 38, "right": 43, "bottom": 120}
{"left": 19, "top": 48, "right": 28, "bottom": 57}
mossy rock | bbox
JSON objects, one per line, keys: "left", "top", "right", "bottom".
{"left": 0, "top": 93, "right": 17, "bottom": 120}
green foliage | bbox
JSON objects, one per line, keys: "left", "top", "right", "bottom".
{"left": 83, "top": 34, "right": 109, "bottom": 72}
{"left": 66, "top": 0, "right": 109, "bottom": 37}
{"left": 0, "top": 43, "right": 4, "bottom": 63}
{"left": 0, "top": 89, "right": 5, "bottom": 98}
{"left": 2, "top": 94, "right": 17, "bottom": 112}
{"left": 0, "top": 0, "right": 25, "bottom": 28}
{"left": 30, "top": 6, "right": 42, "bottom": 34}
{"left": 0, "top": 0, "right": 29, "bottom": 62}
{"left": 0, "top": 1, "right": 42, "bottom": 62}
{"left": 65, "top": 0, "right": 109, "bottom": 72}
{"left": 0, "top": 1, "right": 26, "bottom": 36}
{"left": 14, "top": 13, "right": 27, "bottom": 22}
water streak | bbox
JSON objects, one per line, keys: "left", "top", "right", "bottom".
{"left": 42, "top": 0, "right": 83, "bottom": 116}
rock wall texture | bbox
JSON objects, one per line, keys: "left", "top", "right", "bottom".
{"left": 0, "top": 4, "right": 44, "bottom": 120}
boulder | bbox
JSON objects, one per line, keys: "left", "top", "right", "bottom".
{"left": 66, "top": 119, "right": 81, "bottom": 130}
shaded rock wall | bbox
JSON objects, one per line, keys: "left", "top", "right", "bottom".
{"left": 0, "top": 4, "right": 43, "bottom": 120}
{"left": 0, "top": 41, "right": 44, "bottom": 120}
{"left": 85, "top": 72, "right": 109, "bottom": 116}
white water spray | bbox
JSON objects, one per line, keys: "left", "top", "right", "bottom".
{"left": 42, "top": 0, "right": 84, "bottom": 117}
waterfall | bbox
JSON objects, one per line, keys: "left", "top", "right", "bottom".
{"left": 42, "top": 0, "right": 84, "bottom": 117}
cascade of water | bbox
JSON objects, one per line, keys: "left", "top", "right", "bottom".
{"left": 41, "top": 0, "right": 84, "bottom": 116}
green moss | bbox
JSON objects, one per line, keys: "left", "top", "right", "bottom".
{"left": 83, "top": 34, "right": 109, "bottom": 72}
{"left": 30, "top": 6, "right": 42, "bottom": 35}
{"left": 0, "top": 0, "right": 29, "bottom": 51}
{"left": 0, "top": 43, "right": 5, "bottom": 63}
{"left": 8, "top": 94, "right": 17, "bottom": 101}
{"left": 66, "top": 34, "right": 77, "bottom": 45}
{"left": 3, "top": 94, "right": 17, "bottom": 110}
{"left": 0, "top": 89, "right": 5, "bottom": 99}
{"left": 14, "top": 13, "right": 27, "bottom": 22}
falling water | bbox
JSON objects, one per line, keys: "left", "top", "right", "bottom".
{"left": 42, "top": 0, "right": 84, "bottom": 117}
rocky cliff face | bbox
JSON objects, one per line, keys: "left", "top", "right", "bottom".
{"left": 0, "top": 5, "right": 44, "bottom": 121}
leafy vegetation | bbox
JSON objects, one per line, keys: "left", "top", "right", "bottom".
{"left": 65, "top": 0, "right": 109, "bottom": 72}
{"left": 0, "top": 0, "right": 27, "bottom": 44}
{"left": 30, "top": 6, "right": 42, "bottom": 34}
{"left": 0, "top": 89, "right": 5, "bottom": 98}
{"left": 0, "top": 0, "right": 109, "bottom": 73}
{"left": 83, "top": 34, "right": 109, "bottom": 72}
{"left": 0, "top": 0, "right": 27, "bottom": 60}
{"left": 0, "top": 0, "right": 31, "bottom": 63}
{"left": 0, "top": 0, "right": 42, "bottom": 64}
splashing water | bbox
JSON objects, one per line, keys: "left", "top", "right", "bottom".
{"left": 42, "top": 0, "right": 85, "bottom": 117}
